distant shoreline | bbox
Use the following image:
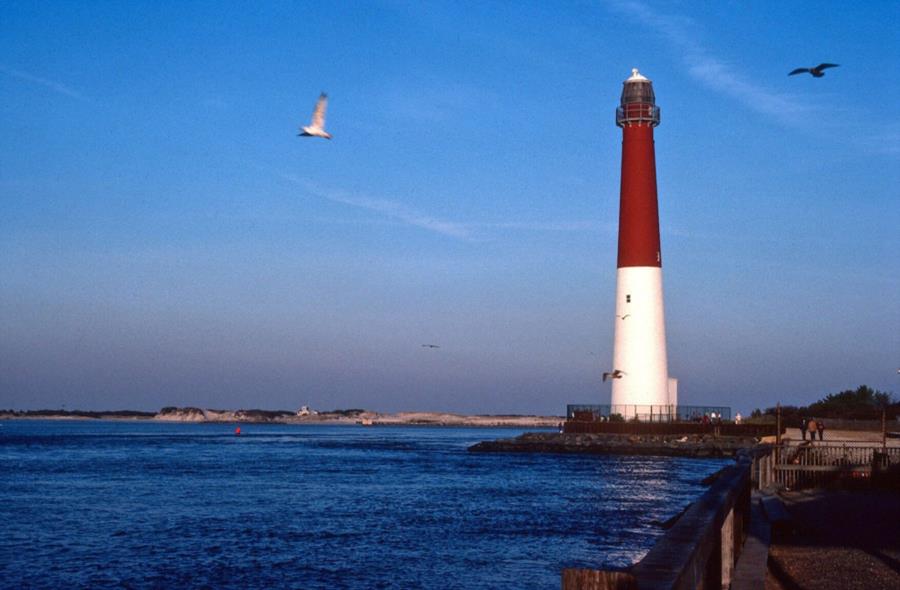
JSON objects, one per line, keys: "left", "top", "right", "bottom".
{"left": 0, "top": 408, "right": 563, "bottom": 428}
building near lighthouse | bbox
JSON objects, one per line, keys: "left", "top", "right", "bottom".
{"left": 609, "top": 68, "right": 676, "bottom": 420}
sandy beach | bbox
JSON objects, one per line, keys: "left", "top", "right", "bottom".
{"left": 0, "top": 408, "right": 563, "bottom": 428}
{"left": 158, "top": 409, "right": 563, "bottom": 428}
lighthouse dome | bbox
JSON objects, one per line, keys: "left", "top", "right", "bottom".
{"left": 626, "top": 68, "right": 650, "bottom": 82}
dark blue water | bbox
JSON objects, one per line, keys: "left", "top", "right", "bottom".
{"left": 0, "top": 421, "right": 728, "bottom": 589}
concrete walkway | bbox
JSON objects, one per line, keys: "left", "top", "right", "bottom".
{"left": 780, "top": 427, "right": 900, "bottom": 446}
{"left": 765, "top": 489, "right": 900, "bottom": 590}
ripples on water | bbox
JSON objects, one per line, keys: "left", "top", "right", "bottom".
{"left": 0, "top": 421, "right": 727, "bottom": 589}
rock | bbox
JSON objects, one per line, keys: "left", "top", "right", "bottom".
{"left": 468, "top": 432, "right": 760, "bottom": 458}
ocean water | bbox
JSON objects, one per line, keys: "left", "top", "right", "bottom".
{"left": 0, "top": 421, "right": 728, "bottom": 589}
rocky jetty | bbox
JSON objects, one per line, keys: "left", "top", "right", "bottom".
{"left": 468, "top": 432, "right": 760, "bottom": 458}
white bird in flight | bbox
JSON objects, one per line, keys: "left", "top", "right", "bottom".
{"left": 298, "top": 92, "right": 332, "bottom": 139}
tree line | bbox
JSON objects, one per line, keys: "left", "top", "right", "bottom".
{"left": 751, "top": 385, "right": 898, "bottom": 423}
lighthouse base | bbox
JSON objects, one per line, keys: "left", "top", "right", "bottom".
{"left": 610, "top": 266, "right": 669, "bottom": 417}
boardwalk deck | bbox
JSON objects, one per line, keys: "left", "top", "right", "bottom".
{"left": 730, "top": 492, "right": 771, "bottom": 590}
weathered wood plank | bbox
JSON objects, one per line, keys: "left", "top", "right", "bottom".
{"left": 629, "top": 456, "right": 751, "bottom": 590}
{"left": 720, "top": 507, "right": 734, "bottom": 588}
{"left": 561, "top": 569, "right": 636, "bottom": 590}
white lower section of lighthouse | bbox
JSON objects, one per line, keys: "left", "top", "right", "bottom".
{"left": 610, "top": 266, "right": 671, "bottom": 418}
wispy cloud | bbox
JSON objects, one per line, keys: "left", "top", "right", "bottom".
{"left": 470, "top": 220, "right": 611, "bottom": 232}
{"left": 281, "top": 174, "right": 473, "bottom": 239}
{"left": 607, "top": 1, "right": 900, "bottom": 158}
{"left": 279, "top": 173, "right": 605, "bottom": 240}
{"left": 605, "top": 1, "right": 807, "bottom": 123}
{"left": 0, "top": 65, "right": 91, "bottom": 102}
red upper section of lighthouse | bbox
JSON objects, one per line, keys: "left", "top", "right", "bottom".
{"left": 616, "top": 69, "right": 662, "bottom": 268}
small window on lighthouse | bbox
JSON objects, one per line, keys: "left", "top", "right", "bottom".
{"left": 626, "top": 295, "right": 631, "bottom": 303}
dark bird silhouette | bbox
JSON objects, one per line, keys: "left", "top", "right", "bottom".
{"left": 616, "top": 314, "right": 630, "bottom": 320}
{"left": 602, "top": 369, "right": 625, "bottom": 382}
{"left": 422, "top": 344, "right": 440, "bottom": 349}
{"left": 789, "top": 63, "right": 839, "bottom": 77}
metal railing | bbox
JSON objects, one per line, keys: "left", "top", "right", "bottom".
{"left": 567, "top": 404, "right": 731, "bottom": 422}
{"left": 616, "top": 103, "right": 660, "bottom": 126}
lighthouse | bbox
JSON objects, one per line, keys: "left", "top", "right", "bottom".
{"left": 609, "top": 69, "right": 676, "bottom": 420}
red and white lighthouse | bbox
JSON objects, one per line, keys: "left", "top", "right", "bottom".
{"left": 610, "top": 69, "right": 676, "bottom": 419}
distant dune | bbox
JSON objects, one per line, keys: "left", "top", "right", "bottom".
{"left": 0, "top": 407, "right": 563, "bottom": 428}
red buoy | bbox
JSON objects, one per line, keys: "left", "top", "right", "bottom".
{"left": 235, "top": 427, "right": 241, "bottom": 436}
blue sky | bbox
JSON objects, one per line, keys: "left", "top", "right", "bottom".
{"left": 2, "top": 1, "right": 898, "bottom": 414}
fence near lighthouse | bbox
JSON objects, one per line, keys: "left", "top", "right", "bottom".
{"left": 566, "top": 404, "right": 731, "bottom": 422}
{"left": 563, "top": 404, "right": 782, "bottom": 438}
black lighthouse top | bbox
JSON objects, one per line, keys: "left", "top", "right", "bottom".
{"left": 616, "top": 68, "right": 660, "bottom": 127}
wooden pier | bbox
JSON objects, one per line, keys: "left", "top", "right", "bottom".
{"left": 562, "top": 443, "right": 900, "bottom": 589}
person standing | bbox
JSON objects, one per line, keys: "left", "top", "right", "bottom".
{"left": 806, "top": 418, "right": 817, "bottom": 442}
{"left": 817, "top": 419, "right": 825, "bottom": 441}
{"left": 735, "top": 412, "right": 742, "bottom": 425}
{"left": 800, "top": 417, "right": 808, "bottom": 441}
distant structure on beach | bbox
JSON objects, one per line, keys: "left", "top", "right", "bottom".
{"left": 296, "top": 405, "right": 319, "bottom": 417}
{"left": 609, "top": 69, "right": 677, "bottom": 419}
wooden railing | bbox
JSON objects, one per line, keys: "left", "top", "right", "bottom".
{"left": 562, "top": 443, "right": 900, "bottom": 589}
{"left": 754, "top": 443, "right": 900, "bottom": 489}
{"left": 562, "top": 450, "right": 760, "bottom": 590}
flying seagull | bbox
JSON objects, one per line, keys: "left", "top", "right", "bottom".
{"left": 788, "top": 63, "right": 839, "bottom": 77}
{"left": 298, "top": 92, "right": 332, "bottom": 139}
{"left": 422, "top": 344, "right": 440, "bottom": 349}
{"left": 602, "top": 370, "right": 626, "bottom": 382}
{"left": 616, "top": 314, "right": 631, "bottom": 320}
